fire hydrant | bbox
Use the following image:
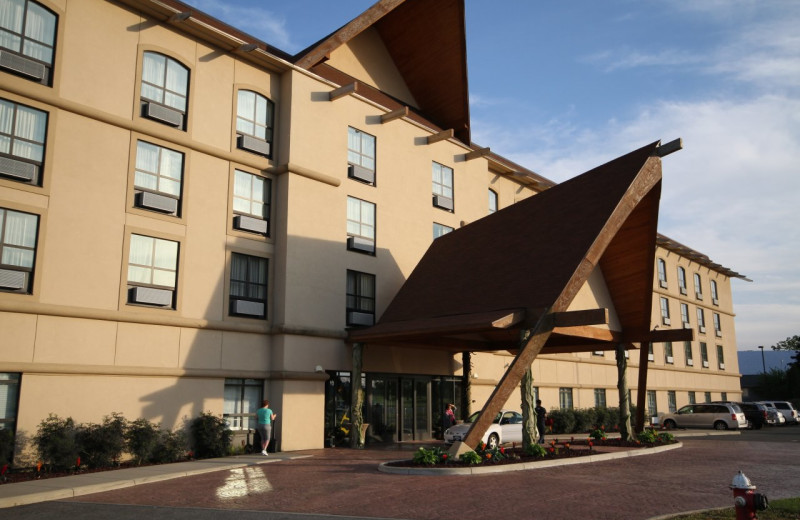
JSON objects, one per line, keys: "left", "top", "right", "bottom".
{"left": 730, "top": 470, "right": 768, "bottom": 520}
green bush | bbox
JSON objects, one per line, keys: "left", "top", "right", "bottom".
{"left": 637, "top": 429, "right": 657, "bottom": 443}
{"left": 33, "top": 414, "right": 78, "bottom": 471}
{"left": 412, "top": 446, "right": 447, "bottom": 466}
{"left": 458, "top": 450, "right": 482, "bottom": 465}
{"left": 125, "top": 418, "right": 161, "bottom": 465}
{"left": 524, "top": 443, "right": 546, "bottom": 458}
{"left": 572, "top": 408, "right": 597, "bottom": 433}
{"left": 150, "top": 429, "right": 188, "bottom": 464}
{"left": 0, "top": 427, "right": 14, "bottom": 465}
{"left": 549, "top": 408, "right": 576, "bottom": 434}
{"left": 76, "top": 413, "right": 127, "bottom": 468}
{"left": 189, "top": 412, "right": 232, "bottom": 459}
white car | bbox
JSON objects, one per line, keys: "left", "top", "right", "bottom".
{"left": 444, "top": 409, "right": 524, "bottom": 449}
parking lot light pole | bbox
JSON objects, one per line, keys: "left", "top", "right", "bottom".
{"left": 758, "top": 345, "right": 765, "bottom": 373}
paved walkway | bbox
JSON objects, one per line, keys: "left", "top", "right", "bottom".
{"left": 2, "top": 429, "right": 799, "bottom": 520}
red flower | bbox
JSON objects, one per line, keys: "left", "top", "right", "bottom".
{"left": 486, "top": 453, "right": 492, "bottom": 459}
{"left": 76, "top": 456, "right": 81, "bottom": 468}
{"left": 549, "top": 447, "right": 555, "bottom": 453}
{"left": 1, "top": 464, "right": 7, "bottom": 476}
{"left": 589, "top": 441, "right": 594, "bottom": 447}
{"left": 550, "top": 440, "right": 555, "bottom": 447}
{"left": 36, "top": 461, "right": 42, "bottom": 472}
{"left": 500, "top": 447, "right": 505, "bottom": 454}
{"left": 442, "top": 454, "right": 448, "bottom": 460}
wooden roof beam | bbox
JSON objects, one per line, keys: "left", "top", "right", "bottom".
{"left": 655, "top": 138, "right": 683, "bottom": 158}
{"left": 381, "top": 106, "right": 408, "bottom": 124}
{"left": 552, "top": 308, "right": 608, "bottom": 327}
{"left": 329, "top": 82, "right": 358, "bottom": 101}
{"left": 427, "top": 129, "right": 454, "bottom": 144}
{"left": 464, "top": 147, "right": 490, "bottom": 161}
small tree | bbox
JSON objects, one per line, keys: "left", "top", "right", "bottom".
{"left": 189, "top": 412, "right": 232, "bottom": 459}
{"left": 33, "top": 414, "right": 78, "bottom": 471}
{"left": 76, "top": 412, "right": 127, "bottom": 468}
{"left": 125, "top": 418, "right": 161, "bottom": 465}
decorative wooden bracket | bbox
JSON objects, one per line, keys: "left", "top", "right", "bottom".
{"left": 329, "top": 82, "right": 358, "bottom": 101}
{"left": 381, "top": 106, "right": 408, "bottom": 124}
{"left": 427, "top": 129, "right": 453, "bottom": 144}
{"left": 464, "top": 147, "right": 490, "bottom": 161}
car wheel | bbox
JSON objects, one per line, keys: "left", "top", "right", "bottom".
{"left": 663, "top": 419, "right": 676, "bottom": 429}
{"left": 486, "top": 433, "right": 499, "bottom": 450}
{"left": 713, "top": 421, "right": 728, "bottom": 430}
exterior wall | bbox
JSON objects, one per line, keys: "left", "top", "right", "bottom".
{"left": 0, "top": 0, "right": 746, "bottom": 459}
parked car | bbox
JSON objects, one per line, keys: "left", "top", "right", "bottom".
{"left": 733, "top": 402, "right": 769, "bottom": 429}
{"left": 444, "top": 409, "right": 524, "bottom": 449}
{"left": 760, "top": 404, "right": 786, "bottom": 425}
{"left": 661, "top": 403, "right": 747, "bottom": 430}
{"left": 760, "top": 401, "right": 799, "bottom": 425}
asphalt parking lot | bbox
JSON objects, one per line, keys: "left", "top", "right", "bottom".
{"left": 4, "top": 427, "right": 799, "bottom": 520}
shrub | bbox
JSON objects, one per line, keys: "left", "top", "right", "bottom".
{"left": 125, "top": 418, "right": 161, "bottom": 465}
{"left": 549, "top": 408, "right": 576, "bottom": 434}
{"left": 524, "top": 443, "right": 546, "bottom": 458}
{"left": 189, "top": 412, "right": 232, "bottom": 459}
{"left": 657, "top": 431, "right": 674, "bottom": 443}
{"left": 33, "top": 414, "right": 78, "bottom": 471}
{"left": 0, "top": 428, "right": 14, "bottom": 465}
{"left": 412, "top": 446, "right": 448, "bottom": 466}
{"left": 572, "top": 408, "right": 597, "bottom": 433}
{"left": 458, "top": 450, "right": 482, "bottom": 465}
{"left": 637, "top": 429, "right": 657, "bottom": 444}
{"left": 76, "top": 412, "right": 127, "bottom": 468}
{"left": 150, "top": 429, "right": 188, "bottom": 464}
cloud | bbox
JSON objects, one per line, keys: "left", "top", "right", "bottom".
{"left": 183, "top": 0, "right": 294, "bottom": 50}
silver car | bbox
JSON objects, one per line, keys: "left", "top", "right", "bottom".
{"left": 444, "top": 409, "right": 524, "bottom": 449}
{"left": 760, "top": 401, "right": 799, "bottom": 425}
{"left": 661, "top": 403, "right": 747, "bottom": 430}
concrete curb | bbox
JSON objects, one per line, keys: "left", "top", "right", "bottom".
{"left": 0, "top": 454, "right": 311, "bottom": 508}
{"left": 377, "top": 441, "right": 683, "bottom": 476}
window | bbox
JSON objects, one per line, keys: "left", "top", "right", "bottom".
{"left": 559, "top": 387, "right": 573, "bottom": 409}
{"left": 667, "top": 391, "right": 677, "bottom": 413}
{"left": 657, "top": 258, "right": 667, "bottom": 288}
{"left": 133, "top": 141, "right": 183, "bottom": 216}
{"left": 0, "top": 372, "right": 20, "bottom": 431}
{"left": 346, "top": 196, "right": 375, "bottom": 254}
{"left": 717, "top": 345, "right": 725, "bottom": 370}
{"left": 721, "top": 391, "right": 727, "bottom": 401}
{"left": 488, "top": 189, "right": 497, "bottom": 214}
{"left": 0, "top": 0, "right": 56, "bottom": 85}
{"left": 697, "top": 307, "right": 706, "bottom": 333}
{"left": 432, "top": 162, "right": 453, "bottom": 210}
{"left": 433, "top": 222, "right": 453, "bottom": 240}
{"left": 346, "top": 270, "right": 375, "bottom": 327}
{"left": 677, "top": 266, "right": 687, "bottom": 295}
{"left": 647, "top": 390, "right": 657, "bottom": 417}
{"left": 700, "top": 342, "right": 709, "bottom": 368}
{"left": 664, "top": 342, "right": 674, "bottom": 364}
{"left": 594, "top": 388, "right": 606, "bottom": 408}
{"left": 710, "top": 279, "right": 719, "bottom": 305}
{"left": 593, "top": 350, "right": 604, "bottom": 357}
{"left": 347, "top": 127, "right": 375, "bottom": 184}
{"left": 0, "top": 206, "right": 38, "bottom": 293}
{"left": 680, "top": 303, "right": 690, "bottom": 327}
{"left": 229, "top": 253, "right": 267, "bottom": 319}
{"left": 140, "top": 51, "right": 189, "bottom": 129}
{"left": 688, "top": 391, "right": 696, "bottom": 404}
{"left": 223, "top": 378, "right": 263, "bottom": 430}
{"left": 648, "top": 342, "right": 654, "bottom": 362}
{"left": 0, "top": 98, "right": 47, "bottom": 185}
{"left": 232, "top": 169, "right": 270, "bottom": 236}
{"left": 713, "top": 313, "right": 722, "bottom": 337}
{"left": 660, "top": 297, "right": 670, "bottom": 325}
{"left": 704, "top": 392, "right": 711, "bottom": 403}
{"left": 127, "top": 234, "right": 178, "bottom": 308}
{"left": 693, "top": 273, "right": 703, "bottom": 300}
{"left": 684, "top": 341, "right": 694, "bottom": 366}
{"left": 236, "top": 90, "right": 274, "bottom": 158}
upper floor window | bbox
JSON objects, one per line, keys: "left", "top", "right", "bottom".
{"left": 664, "top": 342, "right": 674, "bottom": 364}
{"left": 229, "top": 253, "right": 267, "bottom": 319}
{"left": 657, "top": 258, "right": 667, "bottom": 288}
{"left": 433, "top": 222, "right": 453, "bottom": 240}
{"left": 0, "top": 98, "right": 46, "bottom": 185}
{"left": 680, "top": 302, "right": 690, "bottom": 327}
{"left": 648, "top": 342, "right": 654, "bottom": 362}
{"left": 677, "top": 266, "right": 687, "bottom": 295}
{"left": 0, "top": 0, "right": 56, "bottom": 85}
{"left": 134, "top": 140, "right": 183, "bottom": 216}
{"left": 684, "top": 341, "right": 693, "bottom": 367}
{"left": 713, "top": 312, "right": 722, "bottom": 337}
{"left": 710, "top": 279, "right": 719, "bottom": 305}
{"left": 696, "top": 307, "right": 706, "bottom": 333}
{"left": 660, "top": 297, "right": 671, "bottom": 325}
{"left": 647, "top": 390, "right": 657, "bottom": 417}
{"left": 432, "top": 162, "right": 453, "bottom": 211}
{"left": 346, "top": 269, "right": 375, "bottom": 327}
{"left": 700, "top": 342, "right": 709, "bottom": 368}
{"left": 0, "top": 206, "right": 38, "bottom": 293}
{"left": 347, "top": 127, "right": 375, "bottom": 184}
{"left": 236, "top": 90, "right": 273, "bottom": 158}
{"left": 667, "top": 390, "right": 677, "bottom": 413}
{"left": 140, "top": 51, "right": 188, "bottom": 130}
{"left": 232, "top": 169, "right": 270, "bottom": 236}
{"left": 693, "top": 272, "right": 703, "bottom": 300}
{"left": 716, "top": 344, "right": 725, "bottom": 369}
{"left": 488, "top": 189, "right": 498, "bottom": 214}
{"left": 559, "top": 387, "right": 573, "bottom": 409}
{"left": 127, "top": 233, "right": 178, "bottom": 308}
{"left": 346, "top": 196, "right": 375, "bottom": 255}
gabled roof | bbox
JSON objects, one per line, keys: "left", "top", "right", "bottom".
{"left": 349, "top": 141, "right": 669, "bottom": 352}
{"left": 294, "top": 0, "right": 471, "bottom": 143}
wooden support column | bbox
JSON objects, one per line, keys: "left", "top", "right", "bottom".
{"left": 350, "top": 342, "right": 365, "bottom": 448}
{"left": 450, "top": 311, "right": 555, "bottom": 457}
{"left": 615, "top": 343, "right": 633, "bottom": 441}
{"left": 635, "top": 342, "right": 649, "bottom": 433}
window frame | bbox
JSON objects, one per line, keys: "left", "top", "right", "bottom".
{"left": 488, "top": 189, "right": 498, "bottom": 214}
{"left": 688, "top": 391, "right": 696, "bottom": 404}
{"left": 667, "top": 391, "right": 677, "bottom": 413}
{"left": 223, "top": 378, "right": 263, "bottom": 430}
{"left": 684, "top": 341, "right": 694, "bottom": 366}
{"left": 124, "top": 231, "right": 181, "bottom": 310}
{"left": 235, "top": 89, "right": 274, "bottom": 159}
{"left": 139, "top": 50, "right": 190, "bottom": 131}
{"left": 713, "top": 312, "right": 722, "bottom": 336}
{"left": 431, "top": 161, "right": 454, "bottom": 211}
{"left": 664, "top": 341, "right": 674, "bottom": 364}
{"left": 0, "top": 205, "right": 39, "bottom": 294}
{"left": 660, "top": 296, "right": 670, "bottom": 325}
{"left": 693, "top": 272, "right": 703, "bottom": 300}
{"left": 696, "top": 307, "right": 706, "bottom": 333}
{"left": 346, "top": 196, "right": 376, "bottom": 255}
{"left": 677, "top": 266, "right": 687, "bottom": 295}
{"left": 230, "top": 168, "right": 272, "bottom": 237}
{"left": 710, "top": 279, "right": 719, "bottom": 305}
{"left": 132, "top": 139, "right": 184, "bottom": 217}
{"left": 716, "top": 344, "right": 725, "bottom": 370}
{"left": 0, "top": 0, "right": 57, "bottom": 86}
{"left": 228, "top": 252, "right": 268, "bottom": 320}
{"left": 0, "top": 97, "right": 48, "bottom": 186}
{"left": 433, "top": 222, "right": 454, "bottom": 240}
{"left": 594, "top": 388, "right": 606, "bottom": 408}
{"left": 657, "top": 258, "right": 667, "bottom": 287}
{"left": 680, "top": 302, "right": 690, "bottom": 327}
{"left": 347, "top": 126, "right": 376, "bottom": 184}
{"left": 700, "top": 342, "right": 709, "bottom": 368}
{"left": 558, "top": 387, "right": 573, "bottom": 409}
{"left": 346, "top": 269, "right": 376, "bottom": 327}
{"left": 0, "top": 372, "right": 21, "bottom": 432}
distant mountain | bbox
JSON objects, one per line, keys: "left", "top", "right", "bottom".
{"left": 737, "top": 350, "right": 796, "bottom": 375}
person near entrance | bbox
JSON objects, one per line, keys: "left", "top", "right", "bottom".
{"left": 535, "top": 399, "right": 547, "bottom": 444}
{"left": 257, "top": 399, "right": 277, "bottom": 455}
{"left": 441, "top": 403, "right": 456, "bottom": 437}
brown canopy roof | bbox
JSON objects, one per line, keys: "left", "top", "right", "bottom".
{"left": 349, "top": 141, "right": 676, "bottom": 353}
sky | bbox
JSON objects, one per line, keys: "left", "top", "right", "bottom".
{"left": 182, "top": 0, "right": 800, "bottom": 352}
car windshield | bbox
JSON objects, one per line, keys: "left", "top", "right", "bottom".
{"left": 466, "top": 411, "right": 502, "bottom": 424}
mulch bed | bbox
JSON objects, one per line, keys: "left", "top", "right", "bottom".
{"left": 0, "top": 460, "right": 188, "bottom": 485}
